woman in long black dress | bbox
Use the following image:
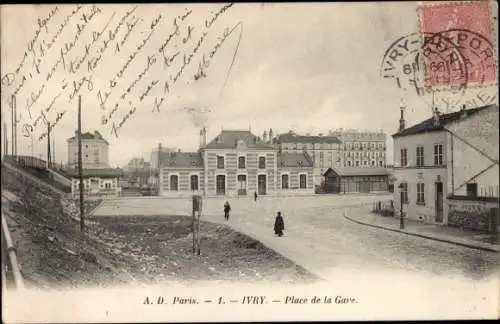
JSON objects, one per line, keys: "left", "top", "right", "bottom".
{"left": 274, "top": 211, "right": 285, "bottom": 237}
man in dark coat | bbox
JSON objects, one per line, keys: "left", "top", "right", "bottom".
{"left": 274, "top": 211, "right": 285, "bottom": 237}
{"left": 254, "top": 191, "right": 258, "bottom": 201}
{"left": 224, "top": 201, "right": 231, "bottom": 221}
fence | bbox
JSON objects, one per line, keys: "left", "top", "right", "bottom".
{"left": 371, "top": 199, "right": 395, "bottom": 217}
{"left": 1, "top": 214, "right": 24, "bottom": 290}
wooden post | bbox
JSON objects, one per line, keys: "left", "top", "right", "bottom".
{"left": 78, "top": 95, "right": 85, "bottom": 232}
{"left": 197, "top": 209, "right": 201, "bottom": 255}
{"left": 192, "top": 209, "right": 196, "bottom": 254}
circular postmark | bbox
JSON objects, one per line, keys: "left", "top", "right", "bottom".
{"left": 429, "top": 28, "right": 498, "bottom": 109}
{"left": 381, "top": 28, "right": 498, "bottom": 110}
{"left": 380, "top": 31, "right": 469, "bottom": 108}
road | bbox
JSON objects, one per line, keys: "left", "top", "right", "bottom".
{"left": 93, "top": 194, "right": 499, "bottom": 282}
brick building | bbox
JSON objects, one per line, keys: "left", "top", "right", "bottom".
{"left": 158, "top": 129, "right": 314, "bottom": 197}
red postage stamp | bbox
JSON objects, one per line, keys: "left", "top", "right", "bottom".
{"left": 418, "top": 1, "right": 497, "bottom": 87}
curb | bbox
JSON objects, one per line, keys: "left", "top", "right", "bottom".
{"left": 343, "top": 213, "right": 500, "bottom": 254}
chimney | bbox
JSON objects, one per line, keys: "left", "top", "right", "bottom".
{"left": 199, "top": 128, "right": 207, "bottom": 147}
{"left": 268, "top": 128, "right": 273, "bottom": 143}
{"left": 262, "top": 130, "right": 268, "bottom": 143}
{"left": 399, "top": 104, "right": 406, "bottom": 132}
{"left": 433, "top": 107, "right": 440, "bottom": 127}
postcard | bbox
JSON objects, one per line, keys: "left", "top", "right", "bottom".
{"left": 1, "top": 2, "right": 499, "bottom": 322}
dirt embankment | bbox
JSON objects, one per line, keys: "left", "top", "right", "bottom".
{"left": 2, "top": 166, "right": 317, "bottom": 289}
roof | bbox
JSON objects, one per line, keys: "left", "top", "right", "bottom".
{"left": 277, "top": 152, "right": 314, "bottom": 168}
{"left": 160, "top": 151, "right": 203, "bottom": 168}
{"left": 392, "top": 105, "right": 494, "bottom": 138}
{"left": 63, "top": 167, "right": 124, "bottom": 178}
{"left": 323, "top": 167, "right": 388, "bottom": 177}
{"left": 205, "top": 130, "right": 275, "bottom": 149}
{"left": 276, "top": 132, "right": 341, "bottom": 144}
{"left": 67, "top": 130, "right": 109, "bottom": 144}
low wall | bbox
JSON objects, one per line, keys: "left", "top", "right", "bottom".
{"left": 447, "top": 196, "right": 499, "bottom": 232}
{"left": 47, "top": 168, "right": 72, "bottom": 187}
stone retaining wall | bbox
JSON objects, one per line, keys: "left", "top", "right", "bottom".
{"left": 447, "top": 196, "right": 499, "bottom": 232}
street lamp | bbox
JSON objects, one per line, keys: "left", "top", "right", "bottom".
{"left": 398, "top": 183, "right": 405, "bottom": 229}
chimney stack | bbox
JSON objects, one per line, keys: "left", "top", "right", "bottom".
{"left": 268, "top": 128, "right": 273, "bottom": 143}
{"left": 262, "top": 130, "right": 268, "bottom": 143}
{"left": 433, "top": 107, "right": 440, "bottom": 127}
{"left": 199, "top": 128, "right": 207, "bottom": 147}
{"left": 399, "top": 103, "right": 406, "bottom": 132}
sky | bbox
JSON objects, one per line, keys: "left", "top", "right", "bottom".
{"left": 1, "top": 2, "right": 498, "bottom": 167}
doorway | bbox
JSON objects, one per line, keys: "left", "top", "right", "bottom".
{"left": 237, "top": 174, "right": 247, "bottom": 196}
{"left": 216, "top": 175, "right": 226, "bottom": 195}
{"left": 257, "top": 174, "right": 267, "bottom": 195}
{"left": 435, "top": 182, "right": 443, "bottom": 222}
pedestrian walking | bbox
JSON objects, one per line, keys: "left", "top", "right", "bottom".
{"left": 254, "top": 191, "right": 258, "bottom": 201}
{"left": 224, "top": 201, "right": 231, "bottom": 221}
{"left": 274, "top": 211, "right": 285, "bottom": 237}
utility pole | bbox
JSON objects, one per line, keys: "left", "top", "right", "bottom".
{"left": 157, "top": 143, "right": 162, "bottom": 195}
{"left": 3, "top": 123, "right": 8, "bottom": 157}
{"left": 10, "top": 95, "right": 15, "bottom": 157}
{"left": 47, "top": 122, "right": 51, "bottom": 167}
{"left": 13, "top": 95, "right": 17, "bottom": 158}
{"left": 78, "top": 95, "right": 85, "bottom": 232}
{"left": 53, "top": 139, "right": 56, "bottom": 167}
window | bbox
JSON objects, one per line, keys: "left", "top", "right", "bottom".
{"left": 105, "top": 183, "right": 111, "bottom": 189}
{"left": 281, "top": 174, "right": 289, "bottom": 189}
{"left": 371, "top": 160, "right": 376, "bottom": 166}
{"left": 190, "top": 174, "right": 199, "bottom": 191}
{"left": 434, "top": 144, "right": 443, "bottom": 166}
{"left": 170, "top": 175, "right": 179, "bottom": 191}
{"left": 417, "top": 183, "right": 425, "bottom": 204}
{"left": 466, "top": 183, "right": 477, "bottom": 197}
{"left": 400, "top": 182, "right": 408, "bottom": 204}
{"left": 355, "top": 160, "right": 360, "bottom": 167}
{"left": 347, "top": 161, "right": 352, "bottom": 167}
{"left": 363, "top": 160, "right": 367, "bottom": 166}
{"left": 416, "top": 146, "right": 424, "bottom": 167}
{"left": 400, "top": 148, "right": 408, "bottom": 167}
{"left": 217, "top": 155, "right": 224, "bottom": 169}
{"left": 299, "top": 174, "right": 307, "bottom": 189}
{"left": 238, "top": 156, "right": 246, "bottom": 169}
{"left": 378, "top": 160, "right": 383, "bottom": 167}
{"left": 258, "top": 156, "right": 266, "bottom": 169}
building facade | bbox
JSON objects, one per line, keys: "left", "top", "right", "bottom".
{"left": 67, "top": 131, "right": 109, "bottom": 169}
{"left": 158, "top": 129, "right": 315, "bottom": 197}
{"left": 275, "top": 129, "right": 389, "bottom": 192}
{"left": 65, "top": 130, "right": 122, "bottom": 199}
{"left": 392, "top": 104, "right": 499, "bottom": 228}
{"left": 444, "top": 104, "right": 499, "bottom": 232}
{"left": 329, "top": 129, "right": 387, "bottom": 169}
{"left": 275, "top": 131, "right": 341, "bottom": 186}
